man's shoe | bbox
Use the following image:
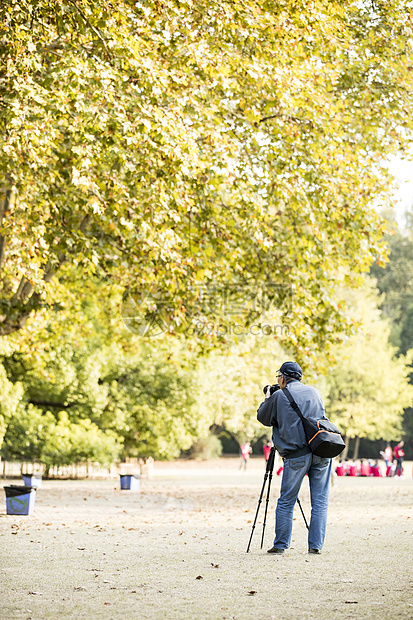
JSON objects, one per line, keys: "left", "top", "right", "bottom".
{"left": 308, "top": 548, "right": 321, "bottom": 554}
{"left": 267, "top": 547, "right": 285, "bottom": 554}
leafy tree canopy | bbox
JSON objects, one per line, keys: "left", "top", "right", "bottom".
{"left": 1, "top": 286, "right": 208, "bottom": 460}
{"left": 2, "top": 0, "right": 413, "bottom": 359}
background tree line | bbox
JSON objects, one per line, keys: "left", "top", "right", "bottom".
{"left": 1, "top": 265, "right": 412, "bottom": 465}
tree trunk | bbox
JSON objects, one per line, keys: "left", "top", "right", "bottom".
{"left": 0, "top": 186, "right": 11, "bottom": 272}
{"left": 341, "top": 434, "right": 350, "bottom": 461}
{"left": 353, "top": 436, "right": 360, "bottom": 460}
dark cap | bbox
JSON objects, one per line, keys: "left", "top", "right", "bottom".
{"left": 277, "top": 361, "right": 303, "bottom": 380}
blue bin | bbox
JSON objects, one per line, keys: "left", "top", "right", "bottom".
{"left": 120, "top": 474, "right": 140, "bottom": 491}
{"left": 4, "top": 485, "right": 36, "bottom": 515}
{"left": 22, "top": 474, "right": 42, "bottom": 488}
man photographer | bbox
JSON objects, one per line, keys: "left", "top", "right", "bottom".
{"left": 257, "top": 361, "right": 332, "bottom": 555}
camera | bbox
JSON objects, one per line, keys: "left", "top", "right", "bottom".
{"left": 263, "top": 384, "right": 280, "bottom": 396}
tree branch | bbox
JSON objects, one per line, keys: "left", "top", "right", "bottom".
{"left": 66, "top": 0, "right": 113, "bottom": 61}
{"left": 255, "top": 113, "right": 313, "bottom": 127}
{"left": 79, "top": 214, "right": 91, "bottom": 232}
{"left": 0, "top": 187, "right": 11, "bottom": 272}
{"left": 12, "top": 277, "right": 28, "bottom": 301}
{"left": 36, "top": 40, "right": 65, "bottom": 53}
{"left": 28, "top": 399, "right": 73, "bottom": 409}
{"left": 255, "top": 114, "right": 280, "bottom": 126}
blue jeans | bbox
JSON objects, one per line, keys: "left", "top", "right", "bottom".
{"left": 273, "top": 453, "right": 332, "bottom": 551}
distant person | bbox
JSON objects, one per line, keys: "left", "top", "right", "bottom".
{"left": 394, "top": 441, "right": 405, "bottom": 477}
{"left": 336, "top": 461, "right": 345, "bottom": 476}
{"left": 348, "top": 460, "right": 358, "bottom": 477}
{"left": 360, "top": 459, "right": 370, "bottom": 477}
{"left": 336, "top": 461, "right": 346, "bottom": 476}
{"left": 343, "top": 458, "right": 351, "bottom": 476}
{"left": 370, "top": 459, "right": 382, "bottom": 477}
{"left": 263, "top": 439, "right": 272, "bottom": 463}
{"left": 239, "top": 442, "right": 252, "bottom": 472}
{"left": 380, "top": 443, "right": 393, "bottom": 477}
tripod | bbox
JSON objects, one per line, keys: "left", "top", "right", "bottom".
{"left": 246, "top": 447, "right": 309, "bottom": 553}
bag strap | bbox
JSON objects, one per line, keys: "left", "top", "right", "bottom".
{"left": 282, "top": 387, "right": 306, "bottom": 424}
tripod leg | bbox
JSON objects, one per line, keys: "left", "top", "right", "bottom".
{"left": 246, "top": 471, "right": 268, "bottom": 553}
{"left": 260, "top": 468, "right": 273, "bottom": 548}
{"left": 260, "top": 449, "right": 276, "bottom": 548}
{"left": 246, "top": 448, "right": 276, "bottom": 553}
{"left": 297, "top": 497, "right": 309, "bottom": 530}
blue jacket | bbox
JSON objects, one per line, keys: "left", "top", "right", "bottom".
{"left": 257, "top": 379, "right": 326, "bottom": 457}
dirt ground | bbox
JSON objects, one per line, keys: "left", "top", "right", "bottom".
{"left": 0, "top": 457, "right": 412, "bottom": 620}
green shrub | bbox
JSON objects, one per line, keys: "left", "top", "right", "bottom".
{"left": 189, "top": 435, "right": 223, "bottom": 460}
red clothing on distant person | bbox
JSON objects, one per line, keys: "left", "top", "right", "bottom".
{"left": 394, "top": 442, "right": 405, "bottom": 476}
{"left": 360, "top": 461, "right": 370, "bottom": 477}
{"left": 394, "top": 445, "right": 405, "bottom": 459}
{"left": 336, "top": 463, "right": 345, "bottom": 476}
{"left": 263, "top": 445, "right": 272, "bottom": 461}
{"left": 349, "top": 464, "right": 358, "bottom": 477}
